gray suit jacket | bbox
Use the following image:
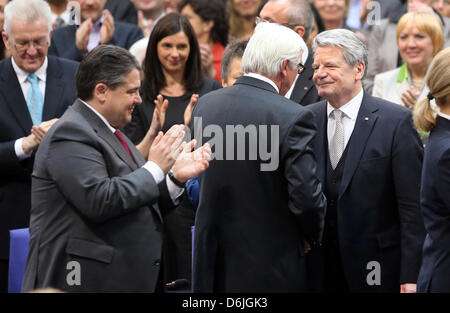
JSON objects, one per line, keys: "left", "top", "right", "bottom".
{"left": 22, "top": 99, "right": 173, "bottom": 292}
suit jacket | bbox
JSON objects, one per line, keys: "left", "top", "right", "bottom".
{"left": 289, "top": 52, "right": 321, "bottom": 106}
{"left": 417, "top": 116, "right": 450, "bottom": 292}
{"left": 48, "top": 22, "right": 143, "bottom": 62}
{"left": 0, "top": 56, "right": 78, "bottom": 260}
{"left": 372, "top": 67, "right": 430, "bottom": 105}
{"left": 22, "top": 99, "right": 174, "bottom": 292}
{"left": 191, "top": 76, "right": 326, "bottom": 292}
{"left": 308, "top": 92, "right": 426, "bottom": 292}
{"left": 105, "top": 0, "right": 138, "bottom": 25}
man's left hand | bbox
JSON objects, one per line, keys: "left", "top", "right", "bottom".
{"left": 400, "top": 283, "right": 417, "bottom": 293}
{"left": 172, "top": 140, "right": 211, "bottom": 183}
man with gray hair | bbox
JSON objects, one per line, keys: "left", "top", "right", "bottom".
{"left": 191, "top": 22, "right": 326, "bottom": 292}
{"left": 0, "top": 0, "right": 78, "bottom": 292}
{"left": 259, "top": 0, "right": 321, "bottom": 106}
{"left": 308, "top": 28, "right": 425, "bottom": 293}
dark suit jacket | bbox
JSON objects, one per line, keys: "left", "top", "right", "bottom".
{"left": 289, "top": 52, "right": 321, "bottom": 106}
{"left": 417, "top": 116, "right": 450, "bottom": 293}
{"left": 48, "top": 22, "right": 143, "bottom": 62}
{"left": 308, "top": 92, "right": 426, "bottom": 292}
{"left": 22, "top": 99, "right": 174, "bottom": 292}
{"left": 0, "top": 56, "right": 78, "bottom": 260}
{"left": 191, "top": 76, "right": 326, "bottom": 292}
{"left": 105, "top": 0, "right": 138, "bottom": 25}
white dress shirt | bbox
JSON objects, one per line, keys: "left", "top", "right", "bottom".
{"left": 245, "top": 73, "right": 279, "bottom": 93}
{"left": 327, "top": 88, "right": 364, "bottom": 151}
{"left": 12, "top": 57, "right": 48, "bottom": 160}
{"left": 80, "top": 100, "right": 184, "bottom": 203}
{"left": 438, "top": 111, "right": 450, "bottom": 121}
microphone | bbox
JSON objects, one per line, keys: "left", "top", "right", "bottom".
{"left": 166, "top": 278, "right": 190, "bottom": 290}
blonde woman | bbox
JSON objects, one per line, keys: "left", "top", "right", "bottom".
{"left": 414, "top": 47, "right": 450, "bottom": 293}
{"left": 373, "top": 12, "right": 444, "bottom": 109}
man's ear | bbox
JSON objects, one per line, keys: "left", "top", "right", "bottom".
{"left": 280, "top": 59, "right": 290, "bottom": 78}
{"left": 94, "top": 83, "right": 108, "bottom": 103}
{"left": 293, "top": 25, "right": 306, "bottom": 39}
{"left": 355, "top": 61, "right": 366, "bottom": 81}
{"left": 2, "top": 31, "right": 10, "bottom": 50}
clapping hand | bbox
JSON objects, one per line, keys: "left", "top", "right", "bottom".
{"left": 171, "top": 140, "right": 212, "bottom": 183}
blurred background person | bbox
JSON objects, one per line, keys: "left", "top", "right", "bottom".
{"left": 164, "top": 0, "right": 181, "bottom": 13}
{"left": 364, "top": 0, "right": 450, "bottom": 93}
{"left": 49, "top": 0, "right": 143, "bottom": 61}
{"left": 432, "top": 0, "right": 450, "bottom": 17}
{"left": 0, "top": 0, "right": 9, "bottom": 60}
{"left": 373, "top": 12, "right": 444, "bottom": 110}
{"left": 128, "top": 0, "right": 166, "bottom": 66}
{"left": 105, "top": 0, "right": 138, "bottom": 24}
{"left": 308, "top": 1, "right": 326, "bottom": 50}
{"left": 179, "top": 0, "right": 229, "bottom": 83}
{"left": 413, "top": 47, "right": 450, "bottom": 293}
{"left": 227, "top": 0, "right": 263, "bottom": 39}
{"left": 123, "top": 13, "right": 221, "bottom": 287}
{"left": 311, "top": 0, "right": 350, "bottom": 30}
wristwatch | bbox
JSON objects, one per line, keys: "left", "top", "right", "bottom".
{"left": 168, "top": 170, "right": 186, "bottom": 188}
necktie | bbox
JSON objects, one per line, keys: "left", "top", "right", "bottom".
{"left": 26, "top": 74, "right": 44, "bottom": 126}
{"left": 114, "top": 130, "right": 134, "bottom": 161}
{"left": 329, "top": 109, "right": 345, "bottom": 170}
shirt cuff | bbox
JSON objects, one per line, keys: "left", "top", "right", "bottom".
{"left": 166, "top": 175, "right": 184, "bottom": 205}
{"left": 142, "top": 161, "right": 184, "bottom": 204}
{"left": 15, "top": 138, "right": 32, "bottom": 160}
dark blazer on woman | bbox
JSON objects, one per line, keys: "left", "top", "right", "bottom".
{"left": 417, "top": 115, "right": 450, "bottom": 293}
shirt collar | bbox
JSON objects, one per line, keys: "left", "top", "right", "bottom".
{"left": 79, "top": 99, "right": 116, "bottom": 133}
{"left": 327, "top": 88, "right": 364, "bottom": 120}
{"left": 438, "top": 111, "right": 450, "bottom": 121}
{"left": 11, "top": 56, "right": 48, "bottom": 84}
{"left": 245, "top": 73, "right": 279, "bottom": 93}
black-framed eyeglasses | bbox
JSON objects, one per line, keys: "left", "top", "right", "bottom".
{"left": 13, "top": 39, "right": 49, "bottom": 53}
{"left": 255, "top": 16, "right": 299, "bottom": 30}
{"left": 297, "top": 63, "right": 305, "bottom": 75}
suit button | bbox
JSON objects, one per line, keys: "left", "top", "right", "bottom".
{"left": 154, "top": 260, "right": 161, "bottom": 266}
{"left": 332, "top": 179, "right": 337, "bottom": 184}
{"left": 329, "top": 200, "right": 336, "bottom": 207}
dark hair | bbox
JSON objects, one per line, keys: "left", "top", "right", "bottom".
{"left": 221, "top": 39, "right": 248, "bottom": 81}
{"left": 142, "top": 13, "right": 202, "bottom": 103}
{"left": 76, "top": 45, "right": 140, "bottom": 101}
{"left": 309, "top": 2, "right": 325, "bottom": 34}
{"left": 178, "top": 0, "right": 229, "bottom": 47}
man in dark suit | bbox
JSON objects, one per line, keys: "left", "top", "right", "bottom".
{"left": 191, "top": 22, "right": 326, "bottom": 292}
{"left": 105, "top": 0, "right": 138, "bottom": 24}
{"left": 0, "top": 0, "right": 78, "bottom": 293}
{"left": 308, "top": 29, "right": 425, "bottom": 293}
{"left": 48, "top": 0, "right": 142, "bottom": 62}
{"left": 259, "top": 0, "right": 321, "bottom": 106}
{"left": 22, "top": 44, "right": 211, "bottom": 292}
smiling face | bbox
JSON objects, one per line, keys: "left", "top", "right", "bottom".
{"left": 398, "top": 23, "right": 435, "bottom": 68}
{"left": 157, "top": 31, "right": 190, "bottom": 75}
{"left": 313, "top": 0, "right": 346, "bottom": 25}
{"left": 312, "top": 45, "right": 364, "bottom": 108}
{"left": 103, "top": 69, "right": 142, "bottom": 129}
{"left": 233, "top": 0, "right": 261, "bottom": 18}
{"left": 131, "top": 0, "right": 164, "bottom": 11}
{"left": 3, "top": 18, "right": 50, "bottom": 73}
{"left": 77, "top": 0, "right": 106, "bottom": 22}
{"left": 180, "top": 4, "right": 212, "bottom": 43}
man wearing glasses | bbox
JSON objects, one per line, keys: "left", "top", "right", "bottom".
{"left": 0, "top": 0, "right": 78, "bottom": 292}
{"left": 259, "top": 0, "right": 321, "bottom": 106}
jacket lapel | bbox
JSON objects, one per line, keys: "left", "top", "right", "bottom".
{"left": 290, "top": 53, "right": 315, "bottom": 104}
{"left": 73, "top": 100, "right": 138, "bottom": 171}
{"left": 0, "top": 57, "right": 33, "bottom": 134}
{"left": 339, "top": 93, "right": 379, "bottom": 198}
{"left": 42, "top": 57, "right": 64, "bottom": 121}
{"left": 313, "top": 101, "right": 328, "bottom": 185}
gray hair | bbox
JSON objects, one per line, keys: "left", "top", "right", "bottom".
{"left": 4, "top": 0, "right": 53, "bottom": 38}
{"left": 312, "top": 29, "right": 368, "bottom": 69}
{"left": 242, "top": 22, "right": 307, "bottom": 77}
{"left": 284, "top": 0, "right": 314, "bottom": 42}
{"left": 221, "top": 39, "right": 248, "bottom": 82}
